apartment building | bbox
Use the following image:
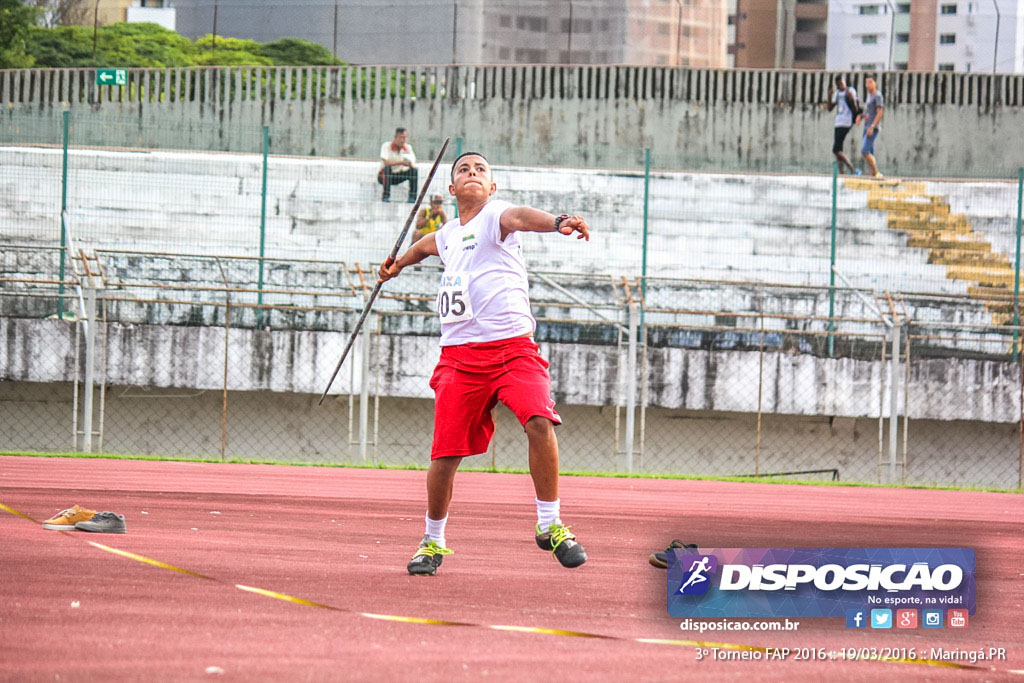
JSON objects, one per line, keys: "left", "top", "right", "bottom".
{"left": 40, "top": 0, "right": 173, "bottom": 29}
{"left": 169, "top": 0, "right": 727, "bottom": 67}
{"left": 826, "top": 0, "right": 1024, "bottom": 73}
{"left": 731, "top": 0, "right": 829, "bottom": 69}
{"left": 621, "top": 0, "right": 729, "bottom": 67}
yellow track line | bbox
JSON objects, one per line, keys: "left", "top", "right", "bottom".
{"left": 89, "top": 541, "right": 216, "bottom": 579}
{"left": 489, "top": 624, "right": 612, "bottom": 639}
{"left": 361, "top": 612, "right": 471, "bottom": 627}
{"left": 0, "top": 501, "right": 40, "bottom": 522}
{"left": 636, "top": 637, "right": 764, "bottom": 650}
{"left": 235, "top": 584, "right": 340, "bottom": 609}
{"left": 0, "top": 500, "right": 996, "bottom": 672}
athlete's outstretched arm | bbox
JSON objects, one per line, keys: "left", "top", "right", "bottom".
{"left": 500, "top": 207, "right": 590, "bottom": 241}
{"left": 378, "top": 232, "right": 439, "bottom": 283}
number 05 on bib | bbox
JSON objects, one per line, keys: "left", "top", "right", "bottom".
{"left": 437, "top": 271, "right": 474, "bottom": 323}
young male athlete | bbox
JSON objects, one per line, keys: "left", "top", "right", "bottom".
{"left": 377, "top": 152, "right": 591, "bottom": 576}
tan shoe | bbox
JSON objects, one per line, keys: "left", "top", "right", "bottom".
{"left": 42, "top": 504, "right": 99, "bottom": 530}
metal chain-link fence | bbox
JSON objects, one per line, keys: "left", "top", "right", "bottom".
{"left": 4, "top": 242, "right": 1022, "bottom": 490}
{"left": 3, "top": 108, "right": 1024, "bottom": 490}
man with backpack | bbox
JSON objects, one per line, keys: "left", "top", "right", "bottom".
{"left": 826, "top": 75, "right": 861, "bottom": 175}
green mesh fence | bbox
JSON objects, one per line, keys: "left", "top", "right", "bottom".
{"left": 2, "top": 108, "right": 1023, "bottom": 489}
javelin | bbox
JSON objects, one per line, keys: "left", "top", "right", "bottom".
{"left": 318, "top": 136, "right": 450, "bottom": 406}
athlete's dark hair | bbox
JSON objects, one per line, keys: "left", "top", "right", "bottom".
{"left": 450, "top": 151, "right": 489, "bottom": 182}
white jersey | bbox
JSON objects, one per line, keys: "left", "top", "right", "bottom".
{"left": 432, "top": 199, "right": 535, "bottom": 346}
{"left": 834, "top": 87, "right": 857, "bottom": 127}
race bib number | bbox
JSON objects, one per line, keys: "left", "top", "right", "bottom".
{"left": 437, "top": 271, "right": 474, "bottom": 324}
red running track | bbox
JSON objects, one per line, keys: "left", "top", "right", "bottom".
{"left": 0, "top": 455, "right": 1021, "bottom": 681}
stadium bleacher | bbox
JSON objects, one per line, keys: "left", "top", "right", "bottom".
{"left": 1, "top": 146, "right": 1017, "bottom": 340}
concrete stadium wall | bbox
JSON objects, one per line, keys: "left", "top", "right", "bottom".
{"left": 4, "top": 318, "right": 1018, "bottom": 486}
{"left": 3, "top": 317, "right": 1020, "bottom": 420}
{"left": 2, "top": 66, "right": 1023, "bottom": 176}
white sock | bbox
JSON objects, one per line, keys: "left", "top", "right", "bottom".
{"left": 536, "top": 498, "right": 560, "bottom": 532}
{"left": 425, "top": 513, "right": 448, "bottom": 547}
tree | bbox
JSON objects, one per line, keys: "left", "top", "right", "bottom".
{"left": 20, "top": 22, "right": 351, "bottom": 69}
{"left": 102, "top": 22, "right": 195, "bottom": 68}
{"left": 23, "top": 25, "right": 91, "bottom": 67}
{"left": 258, "top": 38, "right": 343, "bottom": 66}
{"left": 192, "top": 34, "right": 272, "bottom": 66}
{"left": 25, "top": 22, "right": 196, "bottom": 68}
{"left": 1, "top": 0, "right": 41, "bottom": 68}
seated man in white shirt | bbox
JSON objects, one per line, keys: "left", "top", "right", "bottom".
{"left": 378, "top": 127, "right": 418, "bottom": 203}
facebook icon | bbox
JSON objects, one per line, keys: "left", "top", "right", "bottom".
{"left": 845, "top": 609, "right": 867, "bottom": 629}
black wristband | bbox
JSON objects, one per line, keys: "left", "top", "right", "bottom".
{"left": 554, "top": 214, "right": 570, "bottom": 232}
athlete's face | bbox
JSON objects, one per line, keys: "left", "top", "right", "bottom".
{"left": 450, "top": 155, "right": 496, "bottom": 200}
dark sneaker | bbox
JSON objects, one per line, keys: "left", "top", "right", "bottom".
{"left": 74, "top": 511, "right": 126, "bottom": 534}
{"left": 535, "top": 521, "right": 587, "bottom": 568}
{"left": 407, "top": 535, "right": 452, "bottom": 576}
{"left": 649, "top": 539, "right": 698, "bottom": 568}
{"left": 381, "top": 195, "right": 390, "bottom": 203}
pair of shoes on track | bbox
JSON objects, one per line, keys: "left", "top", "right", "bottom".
{"left": 407, "top": 520, "right": 587, "bottom": 576}
{"left": 649, "top": 539, "right": 698, "bottom": 568}
{"left": 42, "top": 506, "right": 126, "bottom": 533}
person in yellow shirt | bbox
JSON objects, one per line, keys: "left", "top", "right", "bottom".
{"left": 412, "top": 194, "right": 448, "bottom": 244}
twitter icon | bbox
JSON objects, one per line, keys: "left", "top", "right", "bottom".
{"left": 870, "top": 609, "right": 892, "bottom": 629}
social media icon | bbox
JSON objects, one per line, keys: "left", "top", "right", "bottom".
{"left": 896, "top": 609, "right": 918, "bottom": 629}
{"left": 870, "top": 609, "right": 892, "bottom": 629}
{"left": 922, "top": 610, "right": 943, "bottom": 629}
{"left": 845, "top": 609, "right": 867, "bottom": 628}
{"left": 948, "top": 609, "right": 968, "bottom": 628}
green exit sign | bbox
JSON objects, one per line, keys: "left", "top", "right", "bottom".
{"left": 96, "top": 69, "right": 127, "bottom": 86}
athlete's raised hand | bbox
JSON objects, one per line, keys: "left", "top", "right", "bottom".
{"left": 557, "top": 215, "right": 590, "bottom": 241}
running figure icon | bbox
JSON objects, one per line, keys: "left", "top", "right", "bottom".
{"left": 679, "top": 556, "right": 712, "bottom": 593}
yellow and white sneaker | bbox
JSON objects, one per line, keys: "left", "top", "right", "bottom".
{"left": 42, "top": 504, "right": 98, "bottom": 530}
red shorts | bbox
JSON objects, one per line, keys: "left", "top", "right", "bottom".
{"left": 428, "top": 336, "right": 561, "bottom": 459}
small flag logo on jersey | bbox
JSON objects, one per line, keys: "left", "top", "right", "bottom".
{"left": 462, "top": 233, "right": 475, "bottom": 242}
